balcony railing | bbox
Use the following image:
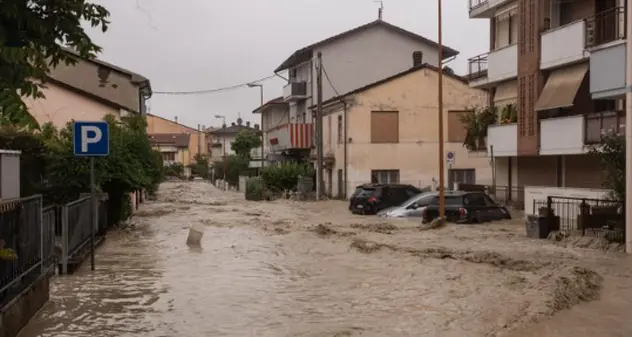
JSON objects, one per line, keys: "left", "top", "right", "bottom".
{"left": 469, "top": 0, "right": 488, "bottom": 10}
{"left": 585, "top": 7, "right": 626, "bottom": 48}
{"left": 467, "top": 53, "right": 488, "bottom": 80}
{"left": 585, "top": 111, "right": 626, "bottom": 144}
{"left": 283, "top": 82, "right": 307, "bottom": 102}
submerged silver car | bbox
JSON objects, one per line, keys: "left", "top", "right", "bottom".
{"left": 377, "top": 192, "right": 438, "bottom": 218}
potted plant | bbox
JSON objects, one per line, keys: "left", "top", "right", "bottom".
{"left": 460, "top": 105, "right": 498, "bottom": 151}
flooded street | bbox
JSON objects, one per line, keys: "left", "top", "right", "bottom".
{"left": 19, "top": 181, "right": 632, "bottom": 337}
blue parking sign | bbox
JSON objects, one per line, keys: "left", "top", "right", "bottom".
{"left": 73, "top": 121, "right": 110, "bottom": 157}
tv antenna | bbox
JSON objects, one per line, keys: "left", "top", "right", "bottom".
{"left": 374, "top": 0, "right": 384, "bottom": 20}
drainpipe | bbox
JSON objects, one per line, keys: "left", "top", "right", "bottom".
{"left": 626, "top": 0, "right": 632, "bottom": 254}
{"left": 343, "top": 101, "right": 348, "bottom": 199}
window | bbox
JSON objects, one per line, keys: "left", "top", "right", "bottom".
{"left": 328, "top": 115, "right": 333, "bottom": 150}
{"left": 289, "top": 68, "right": 297, "bottom": 79}
{"left": 370, "top": 170, "right": 399, "bottom": 184}
{"left": 494, "top": 9, "right": 517, "bottom": 49}
{"left": 370, "top": 111, "right": 399, "bottom": 143}
{"left": 337, "top": 115, "right": 343, "bottom": 144}
{"left": 448, "top": 169, "right": 476, "bottom": 190}
{"left": 463, "top": 193, "right": 487, "bottom": 206}
{"left": 162, "top": 152, "right": 176, "bottom": 162}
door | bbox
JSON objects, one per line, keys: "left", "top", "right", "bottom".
{"left": 337, "top": 169, "right": 343, "bottom": 198}
{"left": 463, "top": 193, "right": 490, "bottom": 222}
{"left": 448, "top": 169, "right": 476, "bottom": 190}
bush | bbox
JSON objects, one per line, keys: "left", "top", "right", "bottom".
{"left": 261, "top": 162, "right": 313, "bottom": 192}
{"left": 589, "top": 134, "right": 625, "bottom": 204}
{"left": 164, "top": 162, "right": 184, "bottom": 178}
{"left": 212, "top": 155, "right": 251, "bottom": 186}
{"left": 245, "top": 177, "right": 265, "bottom": 201}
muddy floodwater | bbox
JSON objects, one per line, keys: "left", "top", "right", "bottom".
{"left": 18, "top": 181, "right": 632, "bottom": 337}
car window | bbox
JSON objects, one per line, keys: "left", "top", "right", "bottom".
{"left": 430, "top": 196, "right": 462, "bottom": 205}
{"left": 405, "top": 188, "right": 419, "bottom": 198}
{"left": 464, "top": 193, "right": 487, "bottom": 206}
{"left": 483, "top": 195, "right": 498, "bottom": 206}
{"left": 356, "top": 188, "right": 376, "bottom": 198}
{"left": 405, "top": 192, "right": 436, "bottom": 207}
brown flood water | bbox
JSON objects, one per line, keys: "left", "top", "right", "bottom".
{"left": 18, "top": 182, "right": 632, "bottom": 337}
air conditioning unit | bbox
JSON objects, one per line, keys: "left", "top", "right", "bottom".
{"left": 0, "top": 150, "right": 21, "bottom": 200}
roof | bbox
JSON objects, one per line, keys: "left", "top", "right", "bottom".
{"left": 209, "top": 124, "right": 259, "bottom": 135}
{"left": 148, "top": 133, "right": 190, "bottom": 148}
{"left": 274, "top": 20, "right": 459, "bottom": 73}
{"left": 46, "top": 48, "right": 152, "bottom": 112}
{"left": 147, "top": 114, "right": 200, "bottom": 132}
{"left": 252, "top": 97, "right": 288, "bottom": 114}
{"left": 313, "top": 63, "right": 468, "bottom": 108}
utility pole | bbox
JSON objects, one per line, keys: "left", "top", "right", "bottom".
{"left": 316, "top": 52, "right": 324, "bottom": 200}
{"left": 197, "top": 124, "right": 201, "bottom": 157}
{"left": 626, "top": 0, "right": 632, "bottom": 254}
{"left": 437, "top": 0, "right": 446, "bottom": 221}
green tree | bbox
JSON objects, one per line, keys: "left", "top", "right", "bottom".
{"left": 212, "top": 155, "right": 250, "bottom": 186}
{"left": 589, "top": 134, "right": 625, "bottom": 204}
{"left": 0, "top": 0, "right": 110, "bottom": 129}
{"left": 231, "top": 130, "right": 261, "bottom": 158}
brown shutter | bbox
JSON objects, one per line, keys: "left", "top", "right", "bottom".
{"left": 370, "top": 111, "right": 399, "bottom": 143}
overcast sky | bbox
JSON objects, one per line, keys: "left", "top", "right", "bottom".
{"left": 88, "top": 0, "right": 489, "bottom": 129}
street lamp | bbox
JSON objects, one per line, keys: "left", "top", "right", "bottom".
{"left": 247, "top": 83, "right": 265, "bottom": 170}
{"left": 214, "top": 114, "right": 227, "bottom": 191}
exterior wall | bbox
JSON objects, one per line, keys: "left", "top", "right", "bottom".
{"left": 210, "top": 134, "right": 238, "bottom": 162}
{"left": 24, "top": 82, "right": 120, "bottom": 129}
{"left": 289, "top": 25, "right": 444, "bottom": 122}
{"left": 262, "top": 104, "right": 289, "bottom": 132}
{"left": 152, "top": 145, "right": 190, "bottom": 166}
{"left": 146, "top": 115, "right": 207, "bottom": 164}
{"left": 516, "top": 154, "right": 604, "bottom": 189}
{"left": 590, "top": 42, "right": 626, "bottom": 99}
{"left": 322, "top": 68, "right": 492, "bottom": 198}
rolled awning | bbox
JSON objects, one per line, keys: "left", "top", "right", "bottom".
{"left": 534, "top": 62, "right": 589, "bottom": 111}
{"left": 494, "top": 80, "right": 518, "bottom": 106}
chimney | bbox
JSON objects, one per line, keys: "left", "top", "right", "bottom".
{"left": 254, "top": 124, "right": 260, "bottom": 130}
{"left": 174, "top": 116, "right": 178, "bottom": 123}
{"left": 246, "top": 121, "right": 251, "bottom": 127}
{"left": 413, "top": 51, "right": 423, "bottom": 67}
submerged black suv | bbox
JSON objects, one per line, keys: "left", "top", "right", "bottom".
{"left": 421, "top": 191, "right": 511, "bottom": 223}
{"left": 349, "top": 184, "right": 422, "bottom": 215}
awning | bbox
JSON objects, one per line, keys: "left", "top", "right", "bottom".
{"left": 494, "top": 80, "right": 518, "bottom": 106}
{"left": 534, "top": 62, "right": 588, "bottom": 111}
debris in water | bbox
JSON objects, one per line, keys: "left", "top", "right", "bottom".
{"left": 134, "top": 208, "right": 174, "bottom": 218}
{"left": 350, "top": 222, "right": 397, "bottom": 234}
{"left": 313, "top": 223, "right": 337, "bottom": 236}
{"left": 419, "top": 218, "right": 447, "bottom": 231}
{"left": 350, "top": 239, "right": 387, "bottom": 253}
{"left": 549, "top": 267, "right": 603, "bottom": 312}
{"left": 186, "top": 223, "right": 205, "bottom": 246}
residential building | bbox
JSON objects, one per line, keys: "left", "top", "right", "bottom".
{"left": 319, "top": 64, "right": 492, "bottom": 199}
{"left": 466, "top": 0, "right": 625, "bottom": 210}
{"left": 252, "top": 97, "right": 308, "bottom": 163}
{"left": 24, "top": 49, "right": 152, "bottom": 128}
{"left": 208, "top": 118, "right": 260, "bottom": 163}
{"left": 146, "top": 114, "right": 207, "bottom": 166}
{"left": 269, "top": 19, "right": 458, "bottom": 161}
{"left": 149, "top": 133, "right": 191, "bottom": 166}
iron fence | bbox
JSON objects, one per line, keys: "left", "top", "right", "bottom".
{"left": 533, "top": 196, "right": 624, "bottom": 243}
{"left": 61, "top": 197, "right": 92, "bottom": 265}
{"left": 0, "top": 195, "right": 55, "bottom": 306}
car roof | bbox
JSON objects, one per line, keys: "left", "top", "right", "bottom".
{"left": 357, "top": 183, "right": 415, "bottom": 189}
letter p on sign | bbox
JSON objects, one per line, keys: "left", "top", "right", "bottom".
{"left": 73, "top": 121, "right": 110, "bottom": 157}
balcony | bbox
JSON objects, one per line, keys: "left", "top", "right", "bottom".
{"left": 585, "top": 7, "right": 626, "bottom": 49}
{"left": 468, "top": 0, "right": 513, "bottom": 19}
{"left": 467, "top": 53, "right": 489, "bottom": 88}
{"left": 487, "top": 123, "right": 517, "bottom": 156}
{"left": 541, "top": 20, "right": 588, "bottom": 70}
{"left": 283, "top": 82, "right": 307, "bottom": 102}
{"left": 266, "top": 123, "right": 313, "bottom": 151}
{"left": 584, "top": 111, "right": 626, "bottom": 144}
{"left": 539, "top": 115, "right": 586, "bottom": 155}
{"left": 488, "top": 44, "right": 517, "bottom": 83}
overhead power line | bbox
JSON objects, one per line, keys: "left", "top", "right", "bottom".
{"left": 153, "top": 74, "right": 277, "bottom": 95}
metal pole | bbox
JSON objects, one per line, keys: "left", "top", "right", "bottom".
{"left": 626, "top": 0, "right": 632, "bottom": 254}
{"left": 39, "top": 196, "right": 44, "bottom": 275}
{"left": 260, "top": 85, "right": 265, "bottom": 170}
{"left": 90, "top": 157, "right": 96, "bottom": 271}
{"left": 316, "top": 52, "right": 324, "bottom": 200}
{"left": 437, "top": 0, "right": 446, "bottom": 220}
{"left": 223, "top": 118, "right": 227, "bottom": 191}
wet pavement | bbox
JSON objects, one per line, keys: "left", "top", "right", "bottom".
{"left": 18, "top": 182, "right": 632, "bottom": 337}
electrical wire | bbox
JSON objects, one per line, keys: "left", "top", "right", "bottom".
{"left": 321, "top": 63, "right": 342, "bottom": 97}
{"left": 153, "top": 74, "right": 277, "bottom": 95}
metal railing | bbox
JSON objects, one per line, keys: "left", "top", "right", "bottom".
{"left": 469, "top": 0, "right": 488, "bottom": 11}
{"left": 467, "top": 53, "right": 489, "bottom": 80}
{"left": 60, "top": 197, "right": 91, "bottom": 273}
{"left": 585, "top": 7, "right": 626, "bottom": 48}
{"left": 533, "top": 196, "right": 624, "bottom": 242}
{"left": 584, "top": 111, "right": 626, "bottom": 144}
{"left": 0, "top": 195, "right": 55, "bottom": 306}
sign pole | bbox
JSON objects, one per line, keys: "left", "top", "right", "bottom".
{"left": 90, "top": 157, "right": 96, "bottom": 271}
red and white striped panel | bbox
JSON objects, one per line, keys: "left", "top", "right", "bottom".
{"left": 289, "top": 123, "right": 313, "bottom": 149}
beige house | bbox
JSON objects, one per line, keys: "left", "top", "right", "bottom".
{"left": 146, "top": 114, "right": 207, "bottom": 166}
{"left": 24, "top": 49, "right": 152, "bottom": 128}
{"left": 319, "top": 64, "right": 491, "bottom": 199}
